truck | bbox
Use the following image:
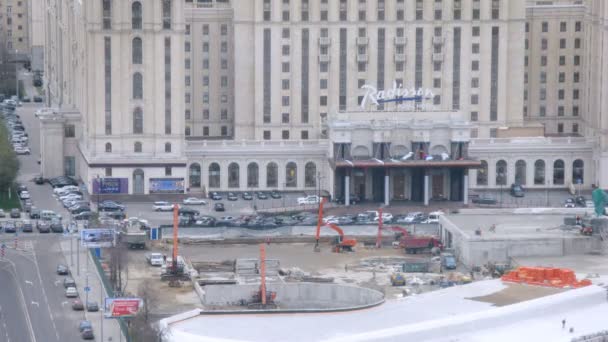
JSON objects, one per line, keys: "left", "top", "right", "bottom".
{"left": 120, "top": 219, "right": 147, "bottom": 249}
{"left": 399, "top": 235, "right": 442, "bottom": 254}
{"left": 441, "top": 253, "right": 457, "bottom": 270}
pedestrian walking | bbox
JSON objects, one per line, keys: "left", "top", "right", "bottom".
{"left": 562, "top": 319, "right": 566, "bottom": 329}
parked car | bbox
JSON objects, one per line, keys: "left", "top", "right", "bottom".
{"left": 63, "top": 277, "right": 76, "bottom": 288}
{"left": 86, "top": 301, "right": 99, "bottom": 312}
{"left": 242, "top": 192, "right": 253, "bottom": 200}
{"left": 3, "top": 221, "right": 16, "bottom": 233}
{"left": 98, "top": 200, "right": 125, "bottom": 212}
{"left": 65, "top": 286, "right": 78, "bottom": 298}
{"left": 183, "top": 197, "right": 207, "bottom": 205}
{"left": 0, "top": 209, "right": 5, "bottom": 218}
{"left": 78, "top": 320, "right": 92, "bottom": 333}
{"left": 210, "top": 192, "right": 222, "bottom": 200}
{"left": 10, "top": 208, "right": 21, "bottom": 218}
{"left": 270, "top": 190, "right": 282, "bottom": 199}
{"left": 21, "top": 220, "right": 33, "bottom": 232}
{"left": 472, "top": 195, "right": 498, "bottom": 205}
{"left": 33, "top": 96, "right": 43, "bottom": 103}
{"left": 396, "top": 212, "right": 426, "bottom": 224}
{"left": 34, "top": 176, "right": 45, "bottom": 185}
{"left": 298, "top": 195, "right": 320, "bottom": 205}
{"left": 227, "top": 192, "right": 238, "bottom": 201}
{"left": 256, "top": 192, "right": 268, "bottom": 200}
{"left": 179, "top": 207, "right": 200, "bottom": 217}
{"left": 214, "top": 203, "right": 225, "bottom": 212}
{"left": 50, "top": 219, "right": 64, "bottom": 233}
{"left": 81, "top": 329, "right": 94, "bottom": 340}
{"left": 153, "top": 201, "right": 175, "bottom": 211}
{"left": 73, "top": 211, "right": 93, "bottom": 221}
{"left": 564, "top": 198, "right": 576, "bottom": 208}
{"left": 101, "top": 211, "right": 126, "bottom": 220}
{"left": 18, "top": 191, "right": 30, "bottom": 200}
{"left": 37, "top": 220, "right": 51, "bottom": 233}
{"left": 585, "top": 200, "right": 594, "bottom": 208}
{"left": 510, "top": 184, "right": 525, "bottom": 197}
{"left": 57, "top": 264, "right": 69, "bottom": 275}
{"left": 71, "top": 299, "right": 84, "bottom": 311}
{"left": 146, "top": 253, "right": 164, "bottom": 266}
{"left": 575, "top": 196, "right": 587, "bottom": 207}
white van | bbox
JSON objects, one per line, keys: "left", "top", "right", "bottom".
{"left": 425, "top": 211, "right": 444, "bottom": 224}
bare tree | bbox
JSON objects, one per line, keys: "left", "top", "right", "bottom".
{"left": 109, "top": 245, "right": 129, "bottom": 294}
{"left": 130, "top": 282, "right": 161, "bottom": 341}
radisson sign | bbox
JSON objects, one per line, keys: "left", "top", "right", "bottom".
{"left": 360, "top": 81, "right": 437, "bottom": 110}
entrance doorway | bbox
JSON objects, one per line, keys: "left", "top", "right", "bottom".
{"left": 393, "top": 170, "right": 406, "bottom": 200}
{"left": 450, "top": 169, "right": 464, "bottom": 201}
{"left": 432, "top": 174, "right": 444, "bottom": 200}
{"left": 133, "top": 169, "right": 144, "bottom": 194}
{"left": 353, "top": 168, "right": 366, "bottom": 201}
{"left": 371, "top": 169, "right": 385, "bottom": 202}
{"left": 411, "top": 169, "right": 424, "bottom": 202}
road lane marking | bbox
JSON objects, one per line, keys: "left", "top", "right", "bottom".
{"left": 32, "top": 247, "right": 60, "bottom": 342}
{"left": 25, "top": 280, "right": 33, "bottom": 286}
{"left": 3, "top": 259, "right": 37, "bottom": 342}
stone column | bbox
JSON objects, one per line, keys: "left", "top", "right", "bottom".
{"left": 463, "top": 173, "right": 469, "bottom": 205}
{"left": 424, "top": 172, "right": 429, "bottom": 206}
{"left": 345, "top": 172, "right": 350, "bottom": 206}
{"left": 384, "top": 171, "right": 390, "bottom": 206}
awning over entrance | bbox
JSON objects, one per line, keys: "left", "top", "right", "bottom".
{"left": 331, "top": 159, "right": 482, "bottom": 169}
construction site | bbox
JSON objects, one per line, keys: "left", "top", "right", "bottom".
{"left": 112, "top": 202, "right": 608, "bottom": 341}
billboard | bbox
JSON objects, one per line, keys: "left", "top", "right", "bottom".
{"left": 80, "top": 228, "right": 116, "bottom": 248}
{"left": 104, "top": 298, "right": 142, "bottom": 318}
{"left": 149, "top": 178, "right": 185, "bottom": 194}
{"left": 92, "top": 178, "right": 129, "bottom": 194}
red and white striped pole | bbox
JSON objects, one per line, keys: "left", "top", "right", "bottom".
{"left": 14, "top": 233, "right": 18, "bottom": 250}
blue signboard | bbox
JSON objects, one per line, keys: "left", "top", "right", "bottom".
{"left": 150, "top": 228, "right": 159, "bottom": 241}
{"left": 149, "top": 178, "right": 185, "bottom": 194}
{"left": 93, "top": 178, "right": 128, "bottom": 194}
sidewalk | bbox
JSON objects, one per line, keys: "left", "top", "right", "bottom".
{"left": 60, "top": 237, "right": 124, "bottom": 342}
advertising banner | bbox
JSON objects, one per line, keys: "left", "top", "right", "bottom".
{"left": 149, "top": 178, "right": 185, "bottom": 194}
{"left": 104, "top": 298, "right": 142, "bottom": 318}
{"left": 92, "top": 178, "right": 128, "bottom": 194}
{"left": 80, "top": 228, "right": 116, "bottom": 248}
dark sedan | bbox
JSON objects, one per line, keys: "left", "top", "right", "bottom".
{"left": 214, "top": 203, "right": 225, "bottom": 212}
{"left": 472, "top": 195, "right": 498, "bottom": 205}
{"left": 210, "top": 192, "right": 222, "bottom": 200}
{"left": 3, "top": 221, "right": 16, "bottom": 233}
{"left": 256, "top": 192, "right": 268, "bottom": 200}
{"left": 227, "top": 192, "right": 238, "bottom": 201}
{"left": 57, "top": 264, "right": 69, "bottom": 275}
{"left": 50, "top": 219, "right": 64, "bottom": 233}
{"left": 37, "top": 221, "right": 51, "bottom": 233}
{"left": 270, "top": 191, "right": 282, "bottom": 199}
{"left": 242, "top": 192, "right": 253, "bottom": 200}
{"left": 10, "top": 208, "right": 21, "bottom": 218}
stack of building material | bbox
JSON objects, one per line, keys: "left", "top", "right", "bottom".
{"left": 501, "top": 267, "right": 592, "bottom": 288}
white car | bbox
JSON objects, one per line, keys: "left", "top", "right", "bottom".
{"left": 59, "top": 193, "right": 82, "bottom": 201}
{"left": 19, "top": 191, "right": 31, "bottom": 200}
{"left": 54, "top": 185, "right": 79, "bottom": 195}
{"left": 183, "top": 197, "right": 207, "bottom": 205}
{"left": 146, "top": 253, "right": 164, "bottom": 266}
{"left": 65, "top": 286, "right": 78, "bottom": 298}
{"left": 297, "top": 195, "right": 320, "bottom": 205}
{"left": 14, "top": 146, "right": 30, "bottom": 155}
{"left": 586, "top": 200, "right": 594, "bottom": 208}
{"left": 373, "top": 212, "right": 393, "bottom": 223}
{"left": 153, "top": 201, "right": 175, "bottom": 211}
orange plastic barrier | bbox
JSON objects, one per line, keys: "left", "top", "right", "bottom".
{"left": 501, "top": 267, "right": 592, "bottom": 288}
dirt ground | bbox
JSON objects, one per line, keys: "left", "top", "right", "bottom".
{"left": 470, "top": 283, "right": 566, "bottom": 307}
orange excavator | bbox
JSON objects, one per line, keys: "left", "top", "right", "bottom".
{"left": 314, "top": 198, "right": 357, "bottom": 252}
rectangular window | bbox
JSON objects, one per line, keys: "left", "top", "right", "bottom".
{"left": 490, "top": 128, "right": 497, "bottom": 138}
{"left": 185, "top": 41, "right": 191, "bottom": 52}
{"left": 339, "top": 28, "right": 347, "bottom": 111}
{"left": 282, "top": 79, "right": 290, "bottom": 90}
{"left": 282, "top": 62, "right": 290, "bottom": 73}
{"left": 104, "top": 37, "right": 112, "bottom": 135}
{"left": 573, "top": 72, "right": 580, "bottom": 83}
{"left": 64, "top": 157, "right": 75, "bottom": 177}
{"left": 558, "top": 123, "right": 564, "bottom": 133}
{"left": 320, "top": 79, "right": 327, "bottom": 89}
{"left": 377, "top": 28, "right": 385, "bottom": 109}
{"left": 472, "top": 60, "right": 479, "bottom": 71}
{"left": 377, "top": 0, "right": 385, "bottom": 20}
{"left": 302, "top": 28, "right": 309, "bottom": 123}
{"left": 452, "top": 27, "right": 461, "bottom": 110}
{"left": 541, "top": 55, "right": 547, "bottom": 66}
{"left": 559, "top": 72, "right": 565, "bottom": 83}
{"left": 282, "top": 130, "right": 289, "bottom": 140}
{"left": 573, "top": 106, "right": 579, "bottom": 116}
{"left": 263, "top": 0, "right": 271, "bottom": 21}
{"left": 165, "top": 167, "right": 172, "bottom": 176}
{"left": 558, "top": 89, "right": 564, "bottom": 100}
{"left": 282, "top": 113, "right": 290, "bottom": 123}
{"left": 302, "top": 0, "right": 309, "bottom": 21}
{"left": 416, "top": 0, "right": 423, "bottom": 20}
{"left": 559, "top": 56, "right": 565, "bottom": 66}
{"left": 162, "top": 0, "right": 171, "bottom": 29}
{"left": 573, "top": 89, "right": 579, "bottom": 100}
{"left": 320, "top": 96, "right": 327, "bottom": 106}
{"left": 203, "top": 109, "right": 209, "bottom": 120}
{"left": 575, "top": 38, "right": 581, "bottom": 49}
{"left": 102, "top": 0, "right": 111, "bottom": 30}
{"left": 221, "top": 126, "right": 228, "bottom": 136}
{"left": 471, "top": 111, "right": 478, "bottom": 121}
{"left": 471, "top": 94, "right": 479, "bottom": 105}
{"left": 472, "top": 43, "right": 479, "bottom": 54}
{"left": 560, "top": 39, "right": 566, "bottom": 49}
{"left": 472, "top": 26, "right": 480, "bottom": 37}
{"left": 540, "top": 88, "right": 546, "bottom": 100}
{"left": 573, "top": 123, "right": 579, "bottom": 133}
{"left": 164, "top": 37, "right": 171, "bottom": 134}
{"left": 542, "top": 22, "right": 548, "bottom": 32}
{"left": 540, "top": 71, "right": 546, "bottom": 83}
{"left": 64, "top": 124, "right": 75, "bottom": 138}
{"left": 340, "top": 0, "right": 347, "bottom": 20}
{"left": 491, "top": 0, "right": 499, "bottom": 19}
{"left": 301, "top": 131, "right": 309, "bottom": 139}
{"left": 203, "top": 126, "right": 209, "bottom": 136}
{"left": 203, "top": 25, "right": 209, "bottom": 35}
{"left": 471, "top": 77, "right": 479, "bottom": 88}
{"left": 575, "top": 21, "right": 581, "bottom": 32}
{"left": 560, "top": 22, "right": 567, "bottom": 32}
{"left": 541, "top": 38, "right": 547, "bottom": 50}
{"left": 263, "top": 131, "right": 270, "bottom": 140}
{"left": 558, "top": 106, "right": 564, "bottom": 116}
{"left": 263, "top": 29, "right": 271, "bottom": 123}
{"left": 574, "top": 55, "right": 580, "bottom": 65}
{"left": 282, "top": 96, "right": 290, "bottom": 106}
{"left": 221, "top": 109, "right": 228, "bottom": 120}
{"left": 540, "top": 106, "right": 546, "bottom": 117}
{"left": 415, "top": 28, "right": 423, "bottom": 89}
{"left": 105, "top": 168, "right": 112, "bottom": 177}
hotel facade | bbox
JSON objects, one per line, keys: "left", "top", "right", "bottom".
{"left": 38, "top": 0, "right": 606, "bottom": 205}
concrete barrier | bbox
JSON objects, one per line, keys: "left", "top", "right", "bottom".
{"left": 201, "top": 283, "right": 385, "bottom": 313}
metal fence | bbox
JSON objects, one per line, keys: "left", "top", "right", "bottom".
{"left": 89, "top": 248, "right": 131, "bottom": 342}
{"left": 572, "top": 330, "right": 608, "bottom": 342}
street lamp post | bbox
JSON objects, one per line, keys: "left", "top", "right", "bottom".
{"left": 96, "top": 175, "right": 101, "bottom": 213}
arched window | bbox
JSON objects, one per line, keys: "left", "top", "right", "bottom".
{"left": 208, "top": 163, "right": 220, "bottom": 188}
{"left": 496, "top": 160, "right": 507, "bottom": 186}
{"left": 477, "top": 160, "right": 488, "bottom": 186}
{"left": 132, "top": 37, "right": 142, "bottom": 64}
{"left": 131, "top": 1, "right": 142, "bottom": 30}
{"left": 189, "top": 163, "right": 201, "bottom": 188}
{"left": 553, "top": 160, "right": 565, "bottom": 185}
{"left": 134, "top": 141, "right": 142, "bottom": 153}
{"left": 266, "top": 162, "right": 278, "bottom": 188}
{"left": 165, "top": 142, "right": 171, "bottom": 153}
{"left": 105, "top": 142, "right": 112, "bottom": 153}
{"left": 247, "top": 163, "right": 259, "bottom": 188}
{"left": 515, "top": 160, "right": 526, "bottom": 185}
{"left": 133, "top": 72, "right": 143, "bottom": 99}
{"left": 573, "top": 159, "right": 584, "bottom": 184}
{"left": 305, "top": 162, "right": 316, "bottom": 187}
{"left": 228, "top": 163, "right": 240, "bottom": 188}
{"left": 162, "top": 0, "right": 172, "bottom": 29}
{"left": 534, "top": 160, "right": 545, "bottom": 185}
{"left": 133, "top": 107, "right": 143, "bottom": 134}
{"left": 286, "top": 162, "right": 297, "bottom": 187}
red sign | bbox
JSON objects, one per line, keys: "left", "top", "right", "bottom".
{"left": 106, "top": 298, "right": 141, "bottom": 318}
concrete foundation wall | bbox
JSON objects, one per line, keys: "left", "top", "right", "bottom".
{"left": 202, "top": 283, "right": 384, "bottom": 312}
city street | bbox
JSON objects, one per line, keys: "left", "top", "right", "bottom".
{"left": 0, "top": 69, "right": 123, "bottom": 342}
